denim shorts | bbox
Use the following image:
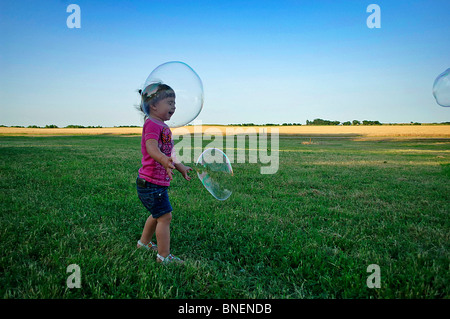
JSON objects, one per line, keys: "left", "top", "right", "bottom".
{"left": 136, "top": 177, "right": 172, "bottom": 219}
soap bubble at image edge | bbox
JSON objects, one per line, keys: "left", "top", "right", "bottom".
{"left": 142, "top": 61, "right": 204, "bottom": 127}
{"left": 432, "top": 68, "right": 450, "bottom": 107}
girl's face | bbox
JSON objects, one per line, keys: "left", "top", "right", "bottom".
{"left": 150, "top": 91, "right": 176, "bottom": 122}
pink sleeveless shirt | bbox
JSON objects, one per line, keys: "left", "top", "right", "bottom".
{"left": 138, "top": 118, "right": 173, "bottom": 186}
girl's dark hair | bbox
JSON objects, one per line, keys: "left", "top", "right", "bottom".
{"left": 136, "top": 83, "right": 175, "bottom": 119}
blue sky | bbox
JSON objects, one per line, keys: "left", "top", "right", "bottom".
{"left": 1, "top": 0, "right": 449, "bottom": 127}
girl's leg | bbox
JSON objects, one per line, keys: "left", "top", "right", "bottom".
{"left": 139, "top": 215, "right": 157, "bottom": 247}
{"left": 155, "top": 212, "right": 172, "bottom": 258}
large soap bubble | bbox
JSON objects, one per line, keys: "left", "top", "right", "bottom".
{"left": 141, "top": 61, "right": 204, "bottom": 127}
{"left": 433, "top": 68, "right": 450, "bottom": 107}
{"left": 195, "top": 148, "right": 233, "bottom": 201}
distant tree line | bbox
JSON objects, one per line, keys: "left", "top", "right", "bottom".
{"left": 230, "top": 123, "right": 302, "bottom": 126}
{"left": 0, "top": 125, "right": 105, "bottom": 128}
{"left": 211, "top": 121, "right": 450, "bottom": 126}
{"left": 231, "top": 119, "right": 385, "bottom": 126}
{"left": 2, "top": 121, "right": 450, "bottom": 128}
{"left": 306, "top": 118, "right": 384, "bottom": 126}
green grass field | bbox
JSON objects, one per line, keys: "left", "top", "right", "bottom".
{"left": 0, "top": 134, "right": 449, "bottom": 298}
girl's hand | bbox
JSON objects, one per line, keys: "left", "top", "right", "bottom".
{"left": 176, "top": 164, "right": 192, "bottom": 181}
{"left": 161, "top": 156, "right": 175, "bottom": 180}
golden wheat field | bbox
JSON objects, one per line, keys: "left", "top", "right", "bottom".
{"left": 1, "top": 125, "right": 450, "bottom": 138}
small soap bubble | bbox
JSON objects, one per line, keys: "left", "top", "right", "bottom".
{"left": 195, "top": 148, "right": 233, "bottom": 201}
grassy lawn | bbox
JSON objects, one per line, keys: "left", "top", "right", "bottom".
{"left": 0, "top": 134, "right": 448, "bottom": 298}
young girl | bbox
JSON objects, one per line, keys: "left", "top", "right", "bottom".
{"left": 136, "top": 83, "right": 192, "bottom": 264}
